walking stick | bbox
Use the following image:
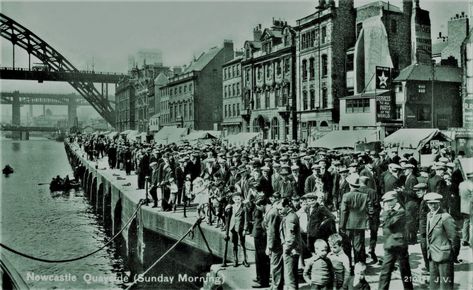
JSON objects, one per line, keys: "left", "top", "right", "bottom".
{"left": 145, "top": 176, "right": 150, "bottom": 206}
{"left": 222, "top": 208, "right": 232, "bottom": 267}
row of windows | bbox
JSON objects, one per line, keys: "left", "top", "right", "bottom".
{"left": 300, "top": 26, "right": 327, "bottom": 50}
{"left": 301, "top": 55, "right": 328, "bottom": 80}
{"left": 253, "top": 87, "right": 290, "bottom": 109}
{"left": 223, "top": 64, "right": 240, "bottom": 80}
{"left": 301, "top": 88, "right": 328, "bottom": 110}
{"left": 224, "top": 103, "right": 241, "bottom": 118}
{"left": 224, "top": 82, "right": 241, "bottom": 98}
{"left": 253, "top": 59, "right": 291, "bottom": 82}
{"left": 164, "top": 83, "right": 193, "bottom": 97}
{"left": 169, "top": 102, "right": 193, "bottom": 122}
{"left": 346, "top": 99, "right": 370, "bottom": 113}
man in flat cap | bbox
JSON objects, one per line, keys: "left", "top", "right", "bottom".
{"left": 383, "top": 163, "right": 402, "bottom": 193}
{"left": 402, "top": 163, "right": 419, "bottom": 244}
{"left": 275, "top": 165, "right": 295, "bottom": 198}
{"left": 428, "top": 163, "right": 450, "bottom": 211}
{"left": 378, "top": 191, "right": 413, "bottom": 290}
{"left": 424, "top": 192, "right": 458, "bottom": 290}
{"left": 340, "top": 176, "right": 370, "bottom": 266}
{"left": 264, "top": 192, "right": 284, "bottom": 290}
{"left": 415, "top": 183, "right": 430, "bottom": 272}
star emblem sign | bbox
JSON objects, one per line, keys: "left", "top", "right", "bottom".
{"left": 378, "top": 72, "right": 388, "bottom": 88}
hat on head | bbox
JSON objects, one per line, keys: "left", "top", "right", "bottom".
{"left": 413, "top": 183, "right": 428, "bottom": 190}
{"left": 389, "top": 163, "right": 402, "bottom": 171}
{"left": 291, "top": 165, "right": 299, "bottom": 171}
{"left": 346, "top": 175, "right": 360, "bottom": 187}
{"left": 273, "top": 162, "right": 281, "bottom": 168}
{"left": 150, "top": 161, "right": 158, "bottom": 167}
{"left": 311, "top": 164, "right": 320, "bottom": 170}
{"left": 261, "top": 165, "right": 271, "bottom": 172}
{"left": 423, "top": 192, "right": 443, "bottom": 202}
{"left": 382, "top": 191, "right": 398, "bottom": 201}
{"left": 433, "top": 162, "right": 446, "bottom": 170}
{"left": 402, "top": 163, "right": 415, "bottom": 169}
{"left": 291, "top": 195, "right": 301, "bottom": 201}
{"left": 271, "top": 192, "right": 281, "bottom": 199}
{"left": 232, "top": 191, "right": 243, "bottom": 198}
{"left": 349, "top": 162, "right": 358, "bottom": 168}
{"left": 302, "top": 192, "right": 318, "bottom": 199}
{"left": 280, "top": 165, "right": 291, "bottom": 175}
{"left": 339, "top": 167, "right": 349, "bottom": 174}
{"left": 439, "top": 157, "right": 449, "bottom": 163}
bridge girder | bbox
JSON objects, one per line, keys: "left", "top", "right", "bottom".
{"left": 0, "top": 13, "right": 118, "bottom": 126}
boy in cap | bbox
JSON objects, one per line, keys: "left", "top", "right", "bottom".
{"left": 226, "top": 191, "right": 250, "bottom": 267}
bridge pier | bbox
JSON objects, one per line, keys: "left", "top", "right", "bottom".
{"left": 12, "top": 92, "right": 21, "bottom": 140}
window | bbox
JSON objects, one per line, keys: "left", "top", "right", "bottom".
{"left": 418, "top": 85, "right": 426, "bottom": 93}
{"left": 276, "top": 60, "right": 282, "bottom": 75}
{"left": 345, "top": 98, "right": 370, "bottom": 113}
{"left": 179, "top": 104, "right": 182, "bottom": 117}
{"left": 302, "top": 60, "right": 307, "bottom": 81}
{"left": 253, "top": 118, "right": 260, "bottom": 133}
{"left": 271, "top": 117, "right": 279, "bottom": 140}
{"left": 255, "top": 92, "right": 261, "bottom": 109}
{"left": 275, "top": 88, "right": 280, "bottom": 107}
{"left": 224, "top": 86, "right": 227, "bottom": 98}
{"left": 189, "top": 104, "right": 193, "bottom": 118}
{"left": 232, "top": 84, "right": 236, "bottom": 96}
{"left": 224, "top": 105, "right": 227, "bottom": 117}
{"left": 236, "top": 83, "right": 240, "bottom": 96}
{"left": 184, "top": 103, "right": 188, "bottom": 119}
{"left": 321, "top": 26, "right": 327, "bottom": 43}
{"left": 321, "top": 55, "right": 328, "bottom": 77}
{"left": 309, "top": 58, "right": 315, "bottom": 79}
{"left": 189, "top": 84, "right": 192, "bottom": 93}
{"left": 284, "top": 58, "right": 290, "bottom": 73}
{"left": 170, "top": 105, "right": 173, "bottom": 119}
{"left": 322, "top": 88, "right": 328, "bottom": 108}
{"left": 232, "top": 104, "right": 236, "bottom": 116}
{"left": 257, "top": 66, "right": 262, "bottom": 80}
{"left": 310, "top": 90, "right": 315, "bottom": 109}
{"left": 395, "top": 104, "right": 402, "bottom": 120}
{"left": 417, "top": 105, "right": 431, "bottom": 121}
{"left": 303, "top": 91, "right": 308, "bottom": 110}
{"left": 346, "top": 54, "right": 354, "bottom": 71}
{"left": 265, "top": 91, "right": 270, "bottom": 108}
{"left": 184, "top": 85, "right": 187, "bottom": 93}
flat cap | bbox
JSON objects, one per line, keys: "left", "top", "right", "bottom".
{"left": 413, "top": 183, "right": 428, "bottom": 190}
{"left": 424, "top": 192, "right": 443, "bottom": 202}
{"left": 382, "top": 191, "right": 398, "bottom": 201}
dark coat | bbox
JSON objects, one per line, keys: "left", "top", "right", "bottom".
{"left": 381, "top": 207, "right": 408, "bottom": 250}
{"left": 340, "top": 190, "right": 370, "bottom": 230}
{"left": 228, "top": 203, "right": 246, "bottom": 232}
{"left": 280, "top": 211, "right": 302, "bottom": 254}
{"left": 265, "top": 206, "right": 282, "bottom": 252}
{"left": 307, "top": 203, "right": 336, "bottom": 239}
{"left": 428, "top": 175, "right": 449, "bottom": 210}
{"left": 426, "top": 208, "right": 458, "bottom": 262}
{"left": 251, "top": 207, "right": 266, "bottom": 238}
{"left": 402, "top": 173, "right": 419, "bottom": 204}
{"left": 383, "top": 172, "right": 401, "bottom": 193}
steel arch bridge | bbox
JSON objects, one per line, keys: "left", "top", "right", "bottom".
{"left": 0, "top": 13, "right": 118, "bottom": 126}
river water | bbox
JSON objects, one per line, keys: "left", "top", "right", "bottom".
{"left": 1, "top": 138, "right": 126, "bottom": 289}
{"left": 1, "top": 138, "right": 216, "bottom": 289}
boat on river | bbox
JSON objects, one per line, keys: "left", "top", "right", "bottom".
{"left": 49, "top": 176, "right": 80, "bottom": 192}
{"left": 2, "top": 165, "right": 14, "bottom": 175}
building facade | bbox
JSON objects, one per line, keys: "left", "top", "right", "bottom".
{"left": 295, "top": 0, "right": 356, "bottom": 141}
{"left": 222, "top": 55, "right": 243, "bottom": 136}
{"left": 115, "top": 78, "right": 135, "bottom": 132}
{"left": 462, "top": 28, "right": 473, "bottom": 129}
{"left": 159, "top": 40, "right": 234, "bottom": 130}
{"left": 241, "top": 20, "right": 297, "bottom": 141}
{"left": 394, "top": 63, "right": 463, "bottom": 129}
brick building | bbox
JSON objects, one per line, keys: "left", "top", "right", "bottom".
{"left": 115, "top": 78, "right": 135, "bottom": 132}
{"left": 159, "top": 41, "right": 234, "bottom": 130}
{"left": 339, "top": 0, "right": 429, "bottom": 134}
{"left": 241, "top": 20, "right": 297, "bottom": 141}
{"left": 295, "top": 0, "right": 356, "bottom": 140}
{"left": 441, "top": 12, "right": 470, "bottom": 66}
{"left": 222, "top": 55, "right": 243, "bottom": 136}
{"left": 394, "top": 63, "right": 462, "bottom": 129}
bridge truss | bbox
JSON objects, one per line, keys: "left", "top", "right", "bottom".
{"left": 0, "top": 13, "right": 122, "bottom": 126}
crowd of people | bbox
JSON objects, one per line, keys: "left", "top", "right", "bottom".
{"left": 70, "top": 133, "right": 472, "bottom": 290}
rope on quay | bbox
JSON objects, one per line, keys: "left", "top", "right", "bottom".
{"left": 0, "top": 199, "right": 145, "bottom": 263}
{"left": 125, "top": 217, "right": 205, "bottom": 290}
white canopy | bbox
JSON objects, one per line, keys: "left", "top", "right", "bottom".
{"left": 225, "top": 132, "right": 260, "bottom": 146}
{"left": 384, "top": 129, "right": 452, "bottom": 150}
{"left": 309, "top": 130, "right": 379, "bottom": 149}
{"left": 153, "top": 126, "right": 188, "bottom": 145}
{"left": 183, "top": 130, "right": 220, "bottom": 141}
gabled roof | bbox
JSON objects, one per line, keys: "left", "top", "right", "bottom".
{"left": 394, "top": 63, "right": 462, "bottom": 83}
{"left": 154, "top": 72, "right": 169, "bottom": 85}
{"left": 245, "top": 40, "right": 262, "bottom": 49}
{"left": 184, "top": 46, "right": 221, "bottom": 73}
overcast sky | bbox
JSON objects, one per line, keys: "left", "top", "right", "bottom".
{"left": 0, "top": 0, "right": 470, "bottom": 119}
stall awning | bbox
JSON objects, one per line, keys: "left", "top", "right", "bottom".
{"left": 384, "top": 129, "right": 452, "bottom": 150}
{"left": 308, "top": 129, "right": 379, "bottom": 149}
{"left": 153, "top": 126, "right": 189, "bottom": 145}
{"left": 225, "top": 132, "right": 260, "bottom": 146}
